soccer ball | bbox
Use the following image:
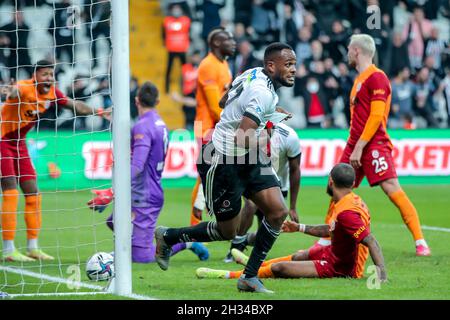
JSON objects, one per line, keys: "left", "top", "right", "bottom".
{"left": 86, "top": 252, "right": 114, "bottom": 281}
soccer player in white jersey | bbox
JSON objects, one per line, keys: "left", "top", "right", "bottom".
{"left": 225, "top": 122, "right": 302, "bottom": 262}
{"left": 155, "top": 43, "right": 297, "bottom": 293}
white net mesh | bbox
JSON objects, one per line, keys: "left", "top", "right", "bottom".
{"left": 0, "top": 0, "right": 115, "bottom": 297}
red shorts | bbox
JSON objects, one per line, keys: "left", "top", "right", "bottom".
{"left": 308, "top": 245, "right": 337, "bottom": 278}
{"left": 0, "top": 140, "right": 36, "bottom": 182}
{"left": 308, "top": 245, "right": 358, "bottom": 278}
{"left": 340, "top": 143, "right": 397, "bottom": 188}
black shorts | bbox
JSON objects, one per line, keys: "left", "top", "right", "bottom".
{"left": 197, "top": 143, "right": 281, "bottom": 222}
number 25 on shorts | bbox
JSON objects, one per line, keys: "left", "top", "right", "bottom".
{"left": 372, "top": 157, "right": 388, "bottom": 174}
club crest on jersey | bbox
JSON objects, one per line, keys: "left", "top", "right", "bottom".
{"left": 45, "top": 100, "right": 52, "bottom": 109}
{"left": 372, "top": 150, "right": 379, "bottom": 159}
{"left": 356, "top": 82, "right": 362, "bottom": 92}
{"left": 330, "top": 220, "right": 336, "bottom": 232}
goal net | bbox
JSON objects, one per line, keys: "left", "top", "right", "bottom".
{"left": 0, "top": 0, "right": 130, "bottom": 298}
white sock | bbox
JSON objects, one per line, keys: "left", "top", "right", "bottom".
{"left": 27, "top": 239, "right": 38, "bottom": 251}
{"left": 185, "top": 242, "right": 193, "bottom": 249}
{"left": 2, "top": 240, "right": 15, "bottom": 255}
{"left": 317, "top": 238, "right": 331, "bottom": 246}
{"left": 231, "top": 235, "right": 247, "bottom": 244}
{"left": 225, "top": 272, "right": 230, "bottom": 279}
{"left": 415, "top": 239, "right": 428, "bottom": 247}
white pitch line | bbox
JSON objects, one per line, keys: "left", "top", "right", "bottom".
{"left": 376, "top": 223, "right": 450, "bottom": 234}
{"left": 0, "top": 266, "right": 156, "bottom": 300}
{"left": 7, "top": 292, "right": 109, "bottom": 298}
{"left": 422, "top": 225, "right": 450, "bottom": 233}
{"left": 0, "top": 265, "right": 104, "bottom": 290}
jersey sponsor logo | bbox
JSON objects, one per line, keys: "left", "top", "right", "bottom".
{"left": 353, "top": 225, "right": 366, "bottom": 238}
{"left": 247, "top": 68, "right": 257, "bottom": 82}
{"left": 78, "top": 137, "right": 450, "bottom": 180}
{"left": 372, "top": 150, "right": 379, "bottom": 159}
{"left": 373, "top": 89, "right": 385, "bottom": 95}
{"left": 134, "top": 134, "right": 144, "bottom": 140}
{"left": 319, "top": 261, "right": 327, "bottom": 266}
{"left": 255, "top": 106, "right": 262, "bottom": 114}
{"left": 222, "top": 200, "right": 231, "bottom": 208}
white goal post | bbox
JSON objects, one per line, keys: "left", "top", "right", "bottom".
{"left": 111, "top": 0, "right": 132, "bottom": 296}
{"left": 0, "top": 0, "right": 133, "bottom": 298}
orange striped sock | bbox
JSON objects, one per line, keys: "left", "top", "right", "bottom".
{"left": 24, "top": 194, "right": 42, "bottom": 239}
{"left": 229, "top": 270, "right": 243, "bottom": 279}
{"left": 257, "top": 265, "right": 274, "bottom": 278}
{"left": 1, "top": 189, "right": 19, "bottom": 241}
{"left": 230, "top": 266, "right": 275, "bottom": 279}
{"left": 261, "top": 255, "right": 292, "bottom": 267}
{"left": 389, "top": 189, "right": 424, "bottom": 241}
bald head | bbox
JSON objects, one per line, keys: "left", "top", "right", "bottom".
{"left": 330, "top": 163, "right": 355, "bottom": 189}
{"left": 208, "top": 27, "right": 228, "bottom": 47}
{"left": 207, "top": 27, "right": 236, "bottom": 59}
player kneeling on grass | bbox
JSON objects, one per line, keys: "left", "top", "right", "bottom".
{"left": 197, "top": 163, "right": 387, "bottom": 282}
{"left": 86, "top": 82, "right": 209, "bottom": 263}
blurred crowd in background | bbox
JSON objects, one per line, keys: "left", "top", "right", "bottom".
{"left": 163, "top": 0, "right": 450, "bottom": 130}
{"left": 0, "top": 0, "right": 449, "bottom": 132}
{"left": 0, "top": 0, "right": 112, "bottom": 131}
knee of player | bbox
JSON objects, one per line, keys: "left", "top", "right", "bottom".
{"left": 268, "top": 207, "right": 288, "bottom": 224}
{"left": 218, "top": 227, "right": 237, "bottom": 240}
{"left": 380, "top": 178, "right": 401, "bottom": 195}
{"left": 292, "top": 250, "right": 307, "bottom": 261}
{"left": 270, "top": 262, "right": 286, "bottom": 276}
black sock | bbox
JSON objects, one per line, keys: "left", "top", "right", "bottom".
{"left": 163, "top": 221, "right": 224, "bottom": 246}
{"left": 243, "top": 218, "right": 280, "bottom": 278}
{"left": 230, "top": 235, "right": 248, "bottom": 252}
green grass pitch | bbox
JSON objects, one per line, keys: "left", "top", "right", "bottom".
{"left": 1, "top": 185, "right": 449, "bottom": 300}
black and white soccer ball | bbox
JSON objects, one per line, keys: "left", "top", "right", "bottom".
{"left": 86, "top": 252, "right": 114, "bottom": 281}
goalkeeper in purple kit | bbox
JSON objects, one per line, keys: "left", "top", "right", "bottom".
{"left": 87, "top": 81, "right": 208, "bottom": 263}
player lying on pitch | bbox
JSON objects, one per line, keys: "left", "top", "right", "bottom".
{"left": 196, "top": 163, "right": 387, "bottom": 282}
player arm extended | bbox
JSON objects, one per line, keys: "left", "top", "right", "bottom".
{"left": 282, "top": 221, "right": 330, "bottom": 237}
{"left": 63, "top": 98, "right": 96, "bottom": 116}
{"left": 361, "top": 233, "right": 387, "bottom": 282}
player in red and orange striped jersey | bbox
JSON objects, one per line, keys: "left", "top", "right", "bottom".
{"left": 314, "top": 34, "right": 430, "bottom": 257}
{"left": 190, "top": 27, "right": 235, "bottom": 225}
{"left": 1, "top": 60, "right": 95, "bottom": 262}
{"left": 196, "top": 164, "right": 387, "bottom": 282}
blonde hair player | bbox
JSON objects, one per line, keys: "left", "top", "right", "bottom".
{"left": 314, "top": 34, "right": 431, "bottom": 257}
